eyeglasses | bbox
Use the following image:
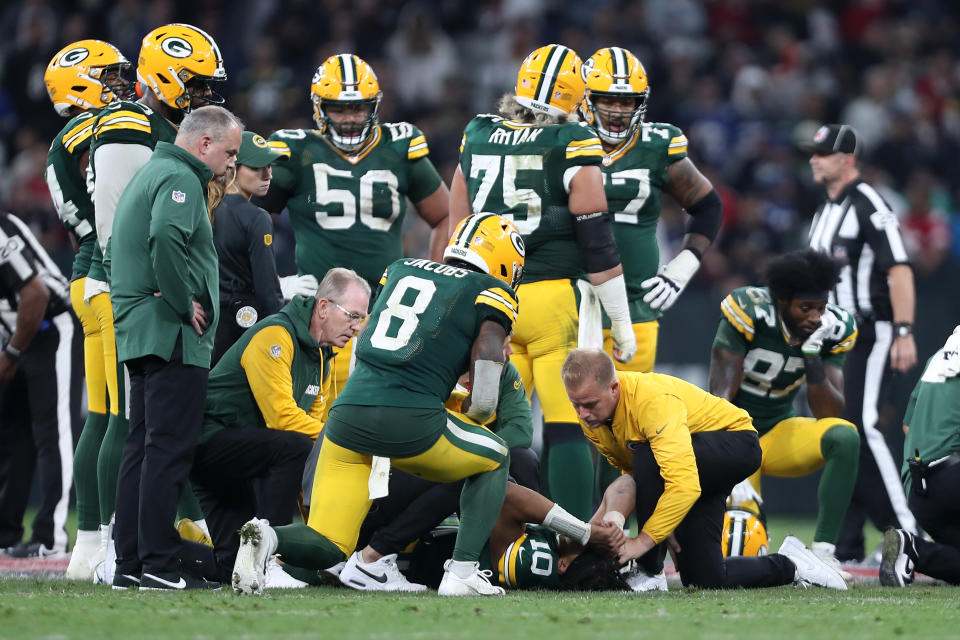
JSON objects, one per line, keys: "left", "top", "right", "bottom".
{"left": 332, "top": 301, "right": 367, "bottom": 324}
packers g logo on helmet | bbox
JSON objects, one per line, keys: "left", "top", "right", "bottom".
{"left": 514, "top": 44, "right": 585, "bottom": 118}
{"left": 137, "top": 23, "right": 226, "bottom": 112}
{"left": 580, "top": 47, "right": 649, "bottom": 145}
{"left": 311, "top": 54, "right": 382, "bottom": 151}
{"left": 444, "top": 213, "right": 525, "bottom": 289}
{"left": 45, "top": 40, "right": 132, "bottom": 116}
{"left": 721, "top": 509, "right": 769, "bottom": 558}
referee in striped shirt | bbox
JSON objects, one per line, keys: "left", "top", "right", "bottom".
{"left": 802, "top": 124, "right": 919, "bottom": 563}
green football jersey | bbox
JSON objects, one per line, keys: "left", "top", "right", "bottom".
{"left": 268, "top": 123, "right": 442, "bottom": 290}
{"left": 458, "top": 114, "right": 604, "bottom": 283}
{"left": 335, "top": 258, "right": 518, "bottom": 410}
{"left": 601, "top": 122, "right": 688, "bottom": 323}
{"left": 483, "top": 525, "right": 560, "bottom": 590}
{"left": 46, "top": 112, "right": 97, "bottom": 280}
{"left": 901, "top": 351, "right": 960, "bottom": 493}
{"left": 86, "top": 100, "right": 179, "bottom": 281}
{"left": 712, "top": 286, "right": 858, "bottom": 434}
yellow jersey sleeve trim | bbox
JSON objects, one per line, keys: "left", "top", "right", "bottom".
{"left": 240, "top": 325, "right": 324, "bottom": 440}
{"left": 459, "top": 133, "right": 466, "bottom": 154}
{"left": 379, "top": 270, "right": 388, "bottom": 287}
{"left": 95, "top": 120, "right": 152, "bottom": 138}
{"left": 476, "top": 288, "right": 518, "bottom": 324}
{"left": 721, "top": 295, "right": 755, "bottom": 339}
{"left": 63, "top": 122, "right": 95, "bottom": 153}
{"left": 566, "top": 137, "right": 604, "bottom": 159}
{"left": 407, "top": 135, "right": 429, "bottom": 160}
{"left": 830, "top": 327, "right": 859, "bottom": 354}
{"left": 267, "top": 140, "right": 291, "bottom": 157}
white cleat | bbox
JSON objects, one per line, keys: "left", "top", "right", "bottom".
{"left": 879, "top": 529, "right": 916, "bottom": 588}
{"left": 265, "top": 556, "right": 309, "bottom": 590}
{"left": 624, "top": 566, "right": 668, "bottom": 592}
{"left": 438, "top": 560, "right": 505, "bottom": 596}
{"left": 65, "top": 530, "right": 102, "bottom": 581}
{"left": 778, "top": 535, "right": 847, "bottom": 590}
{"left": 339, "top": 551, "right": 427, "bottom": 592}
{"left": 232, "top": 518, "right": 277, "bottom": 595}
{"left": 93, "top": 523, "right": 116, "bottom": 586}
{"left": 811, "top": 541, "right": 853, "bottom": 582}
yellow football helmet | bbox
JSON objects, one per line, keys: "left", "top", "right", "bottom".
{"left": 137, "top": 23, "right": 226, "bottom": 112}
{"left": 580, "top": 47, "right": 650, "bottom": 145}
{"left": 311, "top": 54, "right": 382, "bottom": 150}
{"left": 444, "top": 213, "right": 525, "bottom": 289}
{"left": 45, "top": 40, "right": 132, "bottom": 116}
{"left": 721, "top": 509, "right": 769, "bottom": 558}
{"left": 514, "top": 44, "right": 585, "bottom": 118}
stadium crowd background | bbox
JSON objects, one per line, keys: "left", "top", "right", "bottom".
{"left": 1, "top": 0, "right": 959, "bottom": 513}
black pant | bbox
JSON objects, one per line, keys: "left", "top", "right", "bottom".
{"left": 633, "top": 430, "right": 795, "bottom": 589}
{"left": 0, "top": 314, "right": 79, "bottom": 550}
{"left": 114, "top": 341, "right": 208, "bottom": 577}
{"left": 836, "top": 320, "right": 917, "bottom": 561}
{"left": 191, "top": 427, "right": 313, "bottom": 582}
{"left": 907, "top": 463, "right": 960, "bottom": 584}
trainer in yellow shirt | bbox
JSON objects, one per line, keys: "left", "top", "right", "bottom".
{"left": 561, "top": 348, "right": 849, "bottom": 591}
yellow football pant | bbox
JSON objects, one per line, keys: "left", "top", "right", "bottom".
{"left": 87, "top": 290, "right": 120, "bottom": 416}
{"left": 70, "top": 279, "right": 108, "bottom": 414}
{"left": 749, "top": 416, "right": 858, "bottom": 491}
{"left": 307, "top": 417, "right": 505, "bottom": 556}
{"left": 510, "top": 279, "right": 579, "bottom": 423}
{"left": 603, "top": 320, "right": 659, "bottom": 373}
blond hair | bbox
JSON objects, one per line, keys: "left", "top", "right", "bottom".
{"left": 496, "top": 93, "right": 577, "bottom": 126}
{"left": 561, "top": 348, "right": 617, "bottom": 389}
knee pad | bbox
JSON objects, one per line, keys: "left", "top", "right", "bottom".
{"left": 543, "top": 422, "right": 586, "bottom": 446}
{"left": 821, "top": 422, "right": 860, "bottom": 460}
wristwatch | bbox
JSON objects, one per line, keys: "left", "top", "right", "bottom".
{"left": 894, "top": 322, "right": 913, "bottom": 338}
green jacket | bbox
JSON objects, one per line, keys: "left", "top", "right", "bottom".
{"left": 109, "top": 142, "right": 219, "bottom": 367}
{"left": 200, "top": 296, "right": 334, "bottom": 443}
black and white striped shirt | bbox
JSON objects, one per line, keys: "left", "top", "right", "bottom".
{"left": 808, "top": 179, "right": 909, "bottom": 322}
{"left": 0, "top": 211, "right": 70, "bottom": 340}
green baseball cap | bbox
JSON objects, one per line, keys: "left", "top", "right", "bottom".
{"left": 237, "top": 131, "right": 290, "bottom": 168}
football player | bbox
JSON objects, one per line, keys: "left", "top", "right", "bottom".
{"left": 259, "top": 53, "right": 451, "bottom": 415}
{"left": 709, "top": 250, "right": 860, "bottom": 574}
{"left": 43, "top": 38, "right": 133, "bottom": 578}
{"left": 85, "top": 23, "right": 227, "bottom": 583}
{"left": 448, "top": 44, "right": 636, "bottom": 521}
{"left": 580, "top": 47, "right": 721, "bottom": 373}
{"left": 233, "top": 213, "right": 523, "bottom": 597}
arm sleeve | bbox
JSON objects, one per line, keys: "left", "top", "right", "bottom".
{"left": 149, "top": 178, "right": 202, "bottom": 321}
{"left": 637, "top": 395, "right": 702, "bottom": 543}
{"left": 240, "top": 325, "right": 324, "bottom": 439}
{"left": 246, "top": 209, "right": 284, "bottom": 315}
{"left": 93, "top": 142, "right": 154, "bottom": 253}
{"left": 491, "top": 364, "right": 533, "bottom": 449}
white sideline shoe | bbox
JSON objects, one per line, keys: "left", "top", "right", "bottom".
{"left": 438, "top": 560, "right": 505, "bottom": 596}
{"left": 340, "top": 551, "right": 427, "bottom": 592}
{"left": 811, "top": 541, "right": 853, "bottom": 582}
{"left": 624, "top": 566, "right": 668, "bottom": 592}
{"left": 65, "top": 530, "right": 102, "bottom": 581}
{"left": 778, "top": 535, "right": 847, "bottom": 590}
{"left": 266, "top": 556, "right": 309, "bottom": 590}
{"left": 232, "top": 518, "right": 277, "bottom": 595}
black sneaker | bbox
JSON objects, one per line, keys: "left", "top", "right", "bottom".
{"left": 879, "top": 528, "right": 916, "bottom": 587}
{"left": 4, "top": 541, "right": 67, "bottom": 558}
{"left": 112, "top": 571, "right": 142, "bottom": 590}
{"left": 140, "top": 570, "right": 221, "bottom": 591}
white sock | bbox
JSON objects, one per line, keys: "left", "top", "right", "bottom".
{"left": 811, "top": 541, "right": 836, "bottom": 558}
{"left": 75, "top": 529, "right": 100, "bottom": 547}
{"left": 448, "top": 559, "right": 476, "bottom": 579}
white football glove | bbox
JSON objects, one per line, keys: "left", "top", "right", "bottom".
{"left": 727, "top": 478, "right": 763, "bottom": 508}
{"left": 641, "top": 249, "right": 700, "bottom": 311}
{"left": 801, "top": 309, "right": 840, "bottom": 356}
{"left": 279, "top": 274, "right": 319, "bottom": 302}
{"left": 610, "top": 320, "right": 637, "bottom": 364}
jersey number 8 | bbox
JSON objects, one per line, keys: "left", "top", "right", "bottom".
{"left": 369, "top": 275, "right": 436, "bottom": 351}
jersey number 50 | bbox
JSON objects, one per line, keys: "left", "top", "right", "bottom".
{"left": 312, "top": 163, "right": 400, "bottom": 231}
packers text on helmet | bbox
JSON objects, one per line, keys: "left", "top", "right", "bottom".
{"left": 444, "top": 213, "right": 525, "bottom": 289}
{"left": 721, "top": 509, "right": 769, "bottom": 558}
{"left": 45, "top": 40, "right": 132, "bottom": 116}
{"left": 514, "top": 44, "right": 585, "bottom": 118}
{"left": 581, "top": 47, "right": 649, "bottom": 145}
{"left": 137, "top": 23, "right": 226, "bottom": 112}
{"left": 311, "top": 54, "right": 382, "bottom": 151}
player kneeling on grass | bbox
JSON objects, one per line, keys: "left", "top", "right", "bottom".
{"left": 562, "top": 348, "right": 848, "bottom": 590}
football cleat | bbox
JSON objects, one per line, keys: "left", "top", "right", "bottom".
{"left": 778, "top": 535, "right": 847, "bottom": 590}
{"left": 580, "top": 47, "right": 650, "bottom": 145}
{"left": 514, "top": 44, "right": 585, "bottom": 117}
{"left": 624, "top": 566, "right": 668, "bottom": 593}
{"left": 311, "top": 53, "right": 382, "bottom": 150}
{"left": 339, "top": 551, "right": 427, "bottom": 592}
{"left": 265, "top": 556, "right": 310, "bottom": 590}
{"left": 232, "top": 518, "right": 277, "bottom": 595}
{"left": 137, "top": 23, "right": 226, "bottom": 111}
{"left": 879, "top": 528, "right": 916, "bottom": 588}
{"left": 111, "top": 572, "right": 142, "bottom": 590}
{"left": 45, "top": 39, "right": 132, "bottom": 116}
{"left": 65, "top": 530, "right": 103, "bottom": 581}
{"left": 444, "top": 213, "right": 525, "bottom": 289}
{"left": 176, "top": 518, "right": 213, "bottom": 547}
{"left": 438, "top": 560, "right": 505, "bottom": 596}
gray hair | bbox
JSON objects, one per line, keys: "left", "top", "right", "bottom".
{"left": 176, "top": 105, "right": 243, "bottom": 143}
{"left": 561, "top": 348, "right": 616, "bottom": 389}
{"left": 496, "top": 93, "right": 577, "bottom": 126}
{"left": 315, "top": 267, "right": 371, "bottom": 303}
